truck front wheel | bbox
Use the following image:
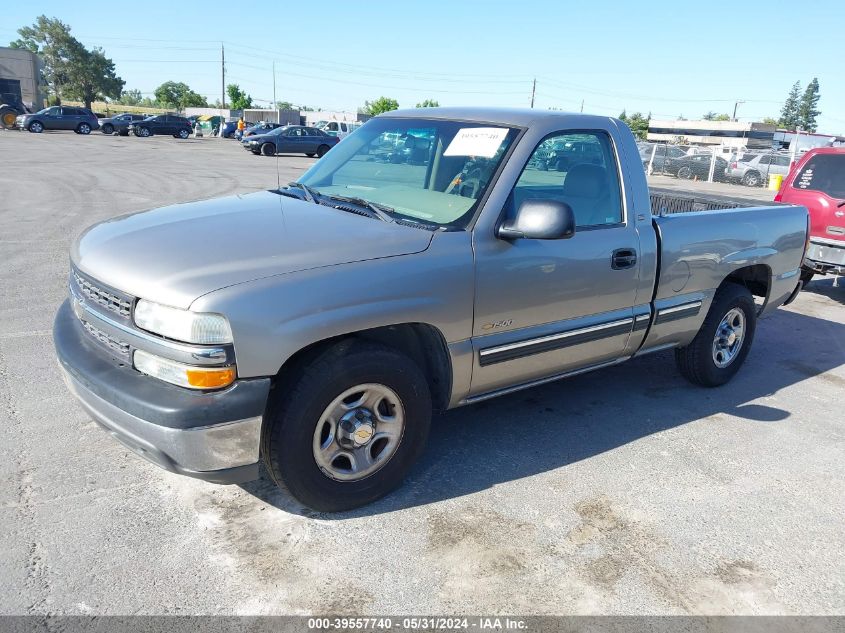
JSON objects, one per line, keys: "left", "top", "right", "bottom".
{"left": 675, "top": 283, "right": 757, "bottom": 387}
{"left": 262, "top": 342, "right": 432, "bottom": 512}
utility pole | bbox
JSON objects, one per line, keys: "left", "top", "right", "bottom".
{"left": 732, "top": 99, "right": 745, "bottom": 122}
{"left": 530, "top": 78, "right": 536, "bottom": 109}
{"left": 580, "top": 99, "right": 584, "bottom": 113}
{"left": 221, "top": 44, "right": 226, "bottom": 109}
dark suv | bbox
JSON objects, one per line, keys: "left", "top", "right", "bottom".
{"left": 129, "top": 114, "right": 193, "bottom": 139}
{"left": 16, "top": 106, "right": 100, "bottom": 134}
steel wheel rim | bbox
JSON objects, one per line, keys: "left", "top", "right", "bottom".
{"left": 712, "top": 307, "right": 746, "bottom": 368}
{"left": 80, "top": 124, "right": 89, "bottom": 134}
{"left": 140, "top": 127, "right": 149, "bottom": 137}
{"left": 31, "top": 122, "right": 42, "bottom": 132}
{"left": 312, "top": 383, "right": 405, "bottom": 482}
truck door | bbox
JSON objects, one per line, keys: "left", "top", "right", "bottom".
{"left": 469, "top": 129, "right": 643, "bottom": 397}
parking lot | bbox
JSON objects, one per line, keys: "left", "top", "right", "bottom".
{"left": 1, "top": 131, "right": 843, "bottom": 615}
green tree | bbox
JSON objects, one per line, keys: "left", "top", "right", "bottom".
{"left": 115, "top": 89, "right": 143, "bottom": 106}
{"left": 703, "top": 111, "right": 730, "bottom": 121}
{"left": 64, "top": 45, "right": 124, "bottom": 108}
{"left": 619, "top": 110, "right": 649, "bottom": 140}
{"left": 778, "top": 81, "right": 801, "bottom": 129}
{"left": 761, "top": 117, "right": 779, "bottom": 126}
{"left": 275, "top": 101, "right": 294, "bottom": 110}
{"left": 154, "top": 81, "right": 207, "bottom": 109}
{"left": 415, "top": 99, "right": 439, "bottom": 108}
{"left": 362, "top": 97, "right": 399, "bottom": 116}
{"left": 10, "top": 16, "right": 82, "bottom": 104}
{"left": 226, "top": 84, "right": 252, "bottom": 110}
{"left": 797, "top": 78, "right": 821, "bottom": 132}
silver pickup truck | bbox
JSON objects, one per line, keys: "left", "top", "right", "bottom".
{"left": 54, "top": 108, "right": 809, "bottom": 511}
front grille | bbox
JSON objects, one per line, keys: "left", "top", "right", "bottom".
{"left": 81, "top": 319, "right": 131, "bottom": 357}
{"left": 73, "top": 270, "right": 133, "bottom": 318}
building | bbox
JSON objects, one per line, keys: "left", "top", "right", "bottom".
{"left": 647, "top": 119, "right": 776, "bottom": 149}
{"left": 0, "top": 47, "right": 44, "bottom": 110}
{"left": 773, "top": 130, "right": 845, "bottom": 152}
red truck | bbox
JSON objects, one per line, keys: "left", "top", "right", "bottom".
{"left": 776, "top": 147, "right": 845, "bottom": 284}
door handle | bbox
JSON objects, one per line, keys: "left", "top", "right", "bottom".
{"left": 611, "top": 248, "right": 637, "bottom": 270}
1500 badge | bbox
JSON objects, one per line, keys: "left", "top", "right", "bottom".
{"left": 481, "top": 319, "right": 513, "bottom": 330}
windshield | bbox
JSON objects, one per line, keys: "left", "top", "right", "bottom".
{"left": 296, "top": 117, "right": 519, "bottom": 229}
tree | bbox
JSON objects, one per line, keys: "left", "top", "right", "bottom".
{"left": 761, "top": 117, "right": 779, "bottom": 126}
{"left": 275, "top": 101, "right": 294, "bottom": 110}
{"left": 703, "top": 111, "right": 730, "bottom": 121}
{"left": 226, "top": 84, "right": 252, "bottom": 110}
{"left": 362, "top": 97, "right": 399, "bottom": 116}
{"left": 416, "top": 99, "right": 439, "bottom": 108}
{"left": 10, "top": 16, "right": 82, "bottom": 104}
{"left": 154, "top": 81, "right": 207, "bottom": 109}
{"left": 115, "top": 89, "right": 143, "bottom": 106}
{"left": 64, "top": 45, "right": 124, "bottom": 108}
{"left": 778, "top": 81, "right": 801, "bottom": 130}
{"left": 797, "top": 78, "right": 821, "bottom": 132}
{"left": 619, "top": 110, "right": 649, "bottom": 140}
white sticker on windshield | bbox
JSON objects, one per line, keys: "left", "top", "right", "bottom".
{"left": 443, "top": 127, "right": 508, "bottom": 158}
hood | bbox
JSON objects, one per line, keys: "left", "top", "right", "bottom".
{"left": 72, "top": 191, "right": 434, "bottom": 309}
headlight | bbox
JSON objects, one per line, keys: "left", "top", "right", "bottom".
{"left": 133, "top": 299, "right": 233, "bottom": 344}
{"left": 134, "top": 350, "right": 236, "bottom": 389}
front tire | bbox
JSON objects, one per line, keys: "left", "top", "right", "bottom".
{"left": 0, "top": 107, "right": 17, "bottom": 129}
{"left": 262, "top": 342, "right": 432, "bottom": 512}
{"left": 317, "top": 144, "right": 330, "bottom": 158}
{"left": 677, "top": 165, "right": 693, "bottom": 179}
{"left": 260, "top": 142, "right": 275, "bottom": 156}
{"left": 102, "top": 123, "right": 114, "bottom": 135}
{"left": 28, "top": 121, "right": 44, "bottom": 133}
{"left": 137, "top": 126, "right": 151, "bottom": 137}
{"left": 675, "top": 283, "right": 757, "bottom": 387}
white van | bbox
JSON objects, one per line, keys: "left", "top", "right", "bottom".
{"left": 315, "top": 120, "right": 361, "bottom": 140}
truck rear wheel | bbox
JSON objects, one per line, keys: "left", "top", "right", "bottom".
{"left": 262, "top": 341, "right": 432, "bottom": 512}
{"left": 675, "top": 283, "right": 756, "bottom": 387}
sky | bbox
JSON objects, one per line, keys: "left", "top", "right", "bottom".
{"left": 3, "top": 0, "right": 844, "bottom": 134}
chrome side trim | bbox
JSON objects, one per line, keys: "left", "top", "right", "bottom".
{"left": 654, "top": 300, "right": 702, "bottom": 325}
{"left": 463, "top": 357, "right": 629, "bottom": 405}
{"left": 70, "top": 284, "right": 232, "bottom": 365}
{"left": 478, "top": 317, "right": 633, "bottom": 366}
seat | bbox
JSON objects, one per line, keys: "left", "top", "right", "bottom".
{"left": 561, "top": 163, "right": 612, "bottom": 226}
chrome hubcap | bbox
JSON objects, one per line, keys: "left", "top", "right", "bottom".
{"left": 712, "top": 307, "right": 746, "bottom": 368}
{"left": 313, "top": 383, "right": 404, "bottom": 482}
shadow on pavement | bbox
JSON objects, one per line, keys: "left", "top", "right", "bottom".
{"left": 240, "top": 308, "right": 845, "bottom": 518}
{"left": 803, "top": 276, "right": 844, "bottom": 305}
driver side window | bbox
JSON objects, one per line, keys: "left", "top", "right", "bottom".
{"left": 513, "top": 131, "right": 623, "bottom": 227}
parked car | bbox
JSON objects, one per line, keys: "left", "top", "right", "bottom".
{"left": 15, "top": 106, "right": 100, "bottom": 134}
{"left": 642, "top": 144, "right": 689, "bottom": 173}
{"left": 775, "top": 147, "right": 845, "bottom": 283}
{"left": 99, "top": 113, "right": 147, "bottom": 136}
{"left": 221, "top": 120, "right": 239, "bottom": 138}
{"left": 129, "top": 114, "right": 193, "bottom": 139}
{"left": 54, "top": 108, "right": 808, "bottom": 511}
{"left": 728, "top": 152, "right": 792, "bottom": 187}
{"left": 242, "top": 122, "right": 282, "bottom": 138}
{"left": 315, "top": 120, "right": 361, "bottom": 139}
{"left": 662, "top": 154, "right": 729, "bottom": 180}
{"left": 242, "top": 125, "right": 338, "bottom": 157}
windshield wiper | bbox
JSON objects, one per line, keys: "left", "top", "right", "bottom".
{"left": 322, "top": 194, "right": 395, "bottom": 223}
{"left": 287, "top": 181, "right": 320, "bottom": 204}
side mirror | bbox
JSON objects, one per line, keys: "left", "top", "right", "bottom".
{"left": 497, "top": 199, "right": 576, "bottom": 240}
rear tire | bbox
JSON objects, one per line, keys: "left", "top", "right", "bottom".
{"left": 800, "top": 269, "right": 815, "bottom": 286}
{"left": 262, "top": 341, "right": 432, "bottom": 512}
{"left": 76, "top": 122, "right": 91, "bottom": 135}
{"left": 178, "top": 129, "right": 190, "bottom": 139}
{"left": 742, "top": 171, "right": 762, "bottom": 187}
{"left": 260, "top": 142, "right": 275, "bottom": 156}
{"left": 675, "top": 283, "right": 757, "bottom": 387}
{"left": 677, "top": 165, "right": 693, "bottom": 179}
{"left": 317, "top": 144, "right": 330, "bottom": 158}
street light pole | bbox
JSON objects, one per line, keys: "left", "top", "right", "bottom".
{"left": 732, "top": 100, "right": 745, "bottom": 122}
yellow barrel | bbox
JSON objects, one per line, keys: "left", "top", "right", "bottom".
{"left": 768, "top": 174, "right": 784, "bottom": 191}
